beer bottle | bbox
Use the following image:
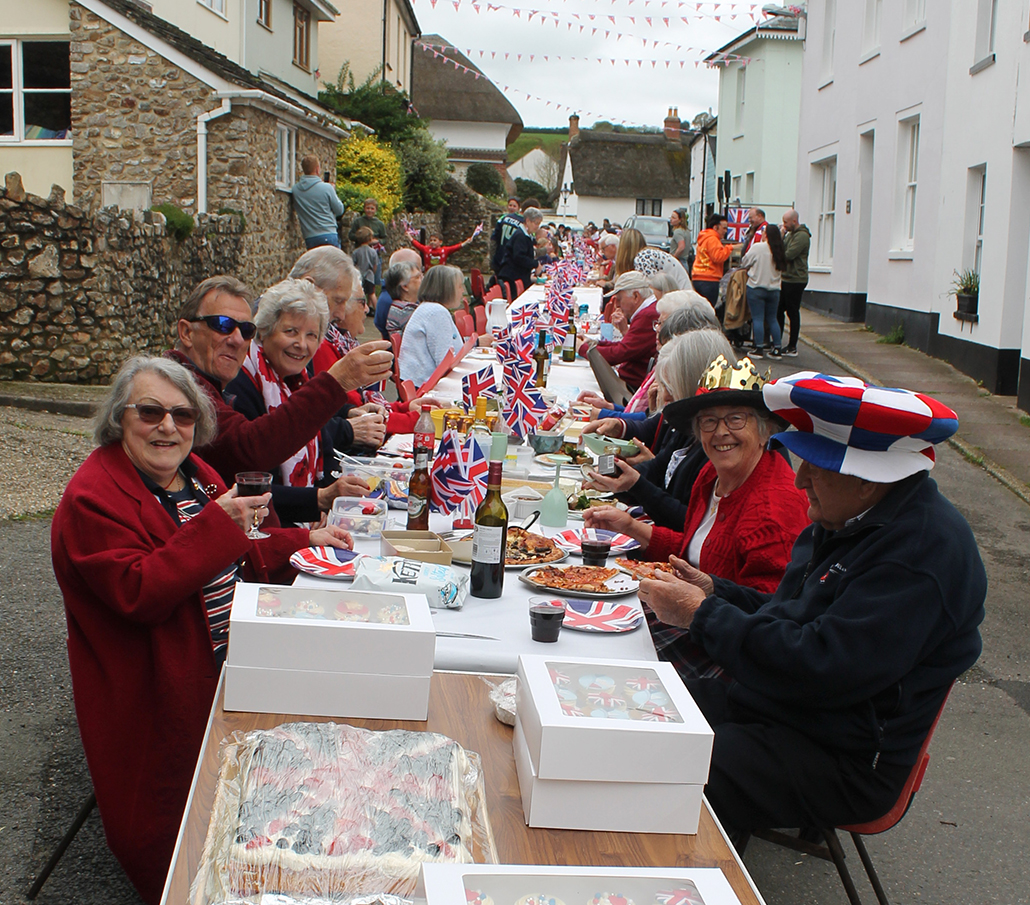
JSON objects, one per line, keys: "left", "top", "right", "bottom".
{"left": 533, "top": 328, "right": 549, "bottom": 388}
{"left": 407, "top": 406, "right": 433, "bottom": 530}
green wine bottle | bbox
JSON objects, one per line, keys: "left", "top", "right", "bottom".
{"left": 470, "top": 433, "right": 509, "bottom": 598}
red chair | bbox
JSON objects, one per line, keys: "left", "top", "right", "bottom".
{"left": 389, "top": 333, "right": 410, "bottom": 401}
{"left": 484, "top": 285, "right": 503, "bottom": 302}
{"left": 455, "top": 311, "right": 474, "bottom": 340}
{"left": 746, "top": 683, "right": 955, "bottom": 905}
{"left": 417, "top": 350, "right": 456, "bottom": 395}
{"left": 514, "top": 278, "right": 525, "bottom": 298}
{"left": 474, "top": 306, "right": 487, "bottom": 335}
{"left": 470, "top": 267, "right": 485, "bottom": 305}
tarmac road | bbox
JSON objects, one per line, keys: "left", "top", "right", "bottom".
{"left": 0, "top": 335, "right": 1028, "bottom": 905}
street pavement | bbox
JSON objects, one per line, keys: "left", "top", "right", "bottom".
{"left": 0, "top": 312, "right": 1028, "bottom": 905}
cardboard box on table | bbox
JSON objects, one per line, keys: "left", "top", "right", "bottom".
{"left": 418, "top": 863, "right": 745, "bottom": 905}
{"left": 513, "top": 654, "right": 714, "bottom": 834}
{"left": 223, "top": 583, "right": 435, "bottom": 720}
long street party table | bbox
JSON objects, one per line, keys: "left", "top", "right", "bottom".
{"left": 160, "top": 671, "right": 766, "bottom": 905}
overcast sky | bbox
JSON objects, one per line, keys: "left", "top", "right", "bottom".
{"left": 408, "top": 0, "right": 764, "bottom": 130}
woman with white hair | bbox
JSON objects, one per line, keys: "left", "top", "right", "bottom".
{"left": 51, "top": 355, "right": 352, "bottom": 903}
{"left": 398, "top": 264, "right": 465, "bottom": 386}
{"left": 583, "top": 328, "right": 734, "bottom": 530}
{"left": 616, "top": 227, "right": 693, "bottom": 290}
{"left": 227, "top": 279, "right": 370, "bottom": 525}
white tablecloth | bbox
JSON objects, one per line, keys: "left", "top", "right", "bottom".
{"left": 294, "top": 512, "right": 658, "bottom": 674}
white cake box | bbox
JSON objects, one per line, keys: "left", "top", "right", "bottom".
{"left": 513, "top": 718, "right": 705, "bottom": 834}
{"left": 515, "top": 655, "right": 714, "bottom": 784}
{"left": 223, "top": 584, "right": 436, "bottom": 719}
{"left": 417, "top": 862, "right": 746, "bottom": 905}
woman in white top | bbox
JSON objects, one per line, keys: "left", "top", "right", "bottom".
{"left": 739, "top": 223, "right": 787, "bottom": 359}
{"left": 397, "top": 264, "right": 463, "bottom": 386}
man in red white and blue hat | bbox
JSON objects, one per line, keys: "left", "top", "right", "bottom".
{"left": 636, "top": 372, "right": 987, "bottom": 838}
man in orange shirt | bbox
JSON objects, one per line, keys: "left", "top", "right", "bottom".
{"left": 691, "top": 212, "right": 742, "bottom": 308}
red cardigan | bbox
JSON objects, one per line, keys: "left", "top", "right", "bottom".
{"left": 646, "top": 449, "right": 811, "bottom": 592}
{"left": 593, "top": 299, "right": 659, "bottom": 391}
{"left": 165, "top": 349, "right": 351, "bottom": 486}
{"left": 51, "top": 445, "right": 308, "bottom": 904}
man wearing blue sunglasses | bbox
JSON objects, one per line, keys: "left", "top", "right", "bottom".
{"left": 169, "top": 275, "right": 393, "bottom": 486}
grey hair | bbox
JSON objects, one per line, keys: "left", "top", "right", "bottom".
{"left": 654, "top": 329, "right": 735, "bottom": 402}
{"left": 254, "top": 278, "right": 330, "bottom": 341}
{"left": 599, "top": 233, "right": 619, "bottom": 249}
{"left": 93, "top": 355, "right": 217, "bottom": 448}
{"left": 418, "top": 264, "right": 463, "bottom": 307}
{"left": 384, "top": 260, "right": 419, "bottom": 298}
{"left": 658, "top": 301, "right": 721, "bottom": 344}
{"left": 649, "top": 273, "right": 679, "bottom": 298}
{"left": 523, "top": 207, "right": 544, "bottom": 225}
{"left": 289, "top": 246, "right": 359, "bottom": 297}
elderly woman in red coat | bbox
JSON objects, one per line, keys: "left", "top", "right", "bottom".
{"left": 50, "top": 355, "right": 353, "bottom": 904}
{"left": 585, "top": 352, "right": 810, "bottom": 682}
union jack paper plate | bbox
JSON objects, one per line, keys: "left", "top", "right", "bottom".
{"left": 289, "top": 546, "right": 365, "bottom": 580}
{"left": 564, "top": 598, "right": 645, "bottom": 633}
{"left": 551, "top": 528, "right": 641, "bottom": 554}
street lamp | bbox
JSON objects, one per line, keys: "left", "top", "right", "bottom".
{"left": 560, "top": 182, "right": 573, "bottom": 218}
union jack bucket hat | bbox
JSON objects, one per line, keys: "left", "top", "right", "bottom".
{"left": 762, "top": 372, "right": 959, "bottom": 482}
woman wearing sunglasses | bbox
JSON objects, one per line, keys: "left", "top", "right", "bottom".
{"left": 50, "top": 355, "right": 353, "bottom": 904}
{"left": 584, "top": 354, "right": 809, "bottom": 683}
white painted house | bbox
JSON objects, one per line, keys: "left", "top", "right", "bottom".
{"left": 507, "top": 147, "right": 559, "bottom": 193}
{"left": 795, "top": 0, "right": 1030, "bottom": 403}
{"left": 556, "top": 111, "right": 690, "bottom": 227}
{"left": 687, "top": 114, "right": 717, "bottom": 245}
{"left": 707, "top": 11, "right": 804, "bottom": 228}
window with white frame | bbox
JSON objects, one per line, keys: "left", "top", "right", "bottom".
{"left": 974, "top": 0, "right": 999, "bottom": 63}
{"left": 200, "top": 0, "right": 227, "bottom": 16}
{"left": 893, "top": 115, "right": 920, "bottom": 251}
{"left": 969, "top": 166, "right": 986, "bottom": 275}
{"left": 734, "top": 64, "right": 746, "bottom": 133}
{"left": 903, "top": 0, "right": 926, "bottom": 30}
{"left": 862, "top": 0, "right": 882, "bottom": 54}
{"left": 821, "top": 0, "right": 836, "bottom": 81}
{"left": 814, "top": 158, "right": 837, "bottom": 265}
{"left": 731, "top": 175, "right": 741, "bottom": 203}
{"left": 0, "top": 40, "right": 71, "bottom": 142}
{"left": 275, "top": 123, "right": 296, "bottom": 190}
{"left": 744, "top": 172, "right": 754, "bottom": 204}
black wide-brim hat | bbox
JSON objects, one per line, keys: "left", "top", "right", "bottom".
{"left": 662, "top": 355, "right": 773, "bottom": 432}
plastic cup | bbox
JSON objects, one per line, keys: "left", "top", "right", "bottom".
{"left": 581, "top": 536, "right": 612, "bottom": 566}
{"left": 529, "top": 600, "right": 565, "bottom": 642}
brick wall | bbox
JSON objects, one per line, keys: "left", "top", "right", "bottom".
{"left": 0, "top": 174, "right": 242, "bottom": 383}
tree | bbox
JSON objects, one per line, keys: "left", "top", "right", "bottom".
{"left": 515, "top": 177, "right": 549, "bottom": 203}
{"left": 466, "top": 163, "right": 505, "bottom": 198}
{"left": 397, "top": 130, "right": 451, "bottom": 212}
{"left": 319, "top": 63, "right": 424, "bottom": 145}
{"left": 534, "top": 152, "right": 560, "bottom": 192}
{"left": 336, "top": 135, "right": 403, "bottom": 220}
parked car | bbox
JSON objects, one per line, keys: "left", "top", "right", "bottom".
{"left": 623, "top": 215, "right": 671, "bottom": 252}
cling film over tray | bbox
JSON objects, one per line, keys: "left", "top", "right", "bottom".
{"left": 190, "top": 722, "right": 496, "bottom": 904}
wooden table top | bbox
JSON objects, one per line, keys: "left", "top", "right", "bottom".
{"left": 163, "top": 672, "right": 762, "bottom": 905}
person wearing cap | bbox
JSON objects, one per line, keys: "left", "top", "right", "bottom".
{"left": 635, "top": 372, "right": 987, "bottom": 838}
{"left": 585, "top": 355, "right": 810, "bottom": 680}
{"left": 579, "top": 271, "right": 660, "bottom": 391}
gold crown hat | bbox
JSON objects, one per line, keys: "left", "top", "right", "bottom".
{"left": 662, "top": 354, "right": 776, "bottom": 432}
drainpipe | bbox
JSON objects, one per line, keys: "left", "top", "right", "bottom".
{"left": 381, "top": 0, "right": 388, "bottom": 86}
{"left": 196, "top": 98, "right": 233, "bottom": 214}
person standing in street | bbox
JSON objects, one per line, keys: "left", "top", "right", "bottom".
{"left": 496, "top": 207, "right": 543, "bottom": 300}
{"left": 742, "top": 207, "right": 768, "bottom": 254}
{"left": 778, "top": 209, "right": 810, "bottom": 357}
{"left": 348, "top": 197, "right": 388, "bottom": 248}
{"left": 290, "top": 156, "right": 345, "bottom": 249}
{"left": 739, "top": 224, "right": 786, "bottom": 358}
{"left": 490, "top": 197, "right": 524, "bottom": 280}
{"left": 669, "top": 208, "right": 692, "bottom": 271}
{"left": 691, "top": 212, "right": 742, "bottom": 308}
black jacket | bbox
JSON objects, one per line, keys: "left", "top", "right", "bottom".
{"left": 491, "top": 212, "right": 524, "bottom": 270}
{"left": 690, "top": 472, "right": 986, "bottom": 765}
{"left": 496, "top": 226, "right": 536, "bottom": 288}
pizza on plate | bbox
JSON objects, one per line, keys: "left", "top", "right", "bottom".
{"left": 614, "top": 559, "right": 675, "bottom": 580}
{"left": 506, "top": 527, "right": 565, "bottom": 566}
{"left": 526, "top": 565, "right": 622, "bottom": 594}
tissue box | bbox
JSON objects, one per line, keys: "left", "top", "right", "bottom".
{"left": 515, "top": 655, "right": 713, "bottom": 784}
{"left": 380, "top": 530, "right": 454, "bottom": 565}
{"left": 223, "top": 584, "right": 435, "bottom": 719}
{"left": 417, "top": 863, "right": 745, "bottom": 905}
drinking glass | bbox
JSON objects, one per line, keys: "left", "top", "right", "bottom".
{"left": 235, "top": 471, "right": 273, "bottom": 539}
{"left": 539, "top": 464, "right": 569, "bottom": 528}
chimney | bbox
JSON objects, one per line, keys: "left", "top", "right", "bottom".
{"left": 664, "top": 106, "right": 682, "bottom": 143}
{"left": 569, "top": 114, "right": 580, "bottom": 139}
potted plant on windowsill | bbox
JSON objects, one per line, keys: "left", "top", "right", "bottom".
{"left": 952, "top": 269, "right": 979, "bottom": 317}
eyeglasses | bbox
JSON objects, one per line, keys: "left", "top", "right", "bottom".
{"left": 696, "top": 412, "right": 753, "bottom": 433}
{"left": 188, "top": 315, "right": 257, "bottom": 340}
{"left": 125, "top": 403, "right": 200, "bottom": 426}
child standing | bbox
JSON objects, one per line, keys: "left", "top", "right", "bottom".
{"left": 351, "top": 226, "right": 382, "bottom": 315}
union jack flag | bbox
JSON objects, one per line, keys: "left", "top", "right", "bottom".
{"left": 587, "top": 691, "right": 625, "bottom": 709}
{"left": 502, "top": 356, "right": 533, "bottom": 390}
{"left": 502, "top": 375, "right": 547, "bottom": 438}
{"left": 640, "top": 706, "right": 680, "bottom": 722}
{"left": 653, "top": 885, "right": 705, "bottom": 905}
{"left": 496, "top": 328, "right": 535, "bottom": 365}
{"left": 624, "top": 674, "right": 663, "bottom": 692}
{"left": 560, "top": 701, "right": 584, "bottom": 717}
{"left": 429, "top": 430, "right": 489, "bottom": 513}
{"left": 725, "top": 206, "right": 749, "bottom": 242}
{"left": 511, "top": 302, "right": 539, "bottom": 327}
{"left": 461, "top": 365, "right": 498, "bottom": 409}
{"left": 548, "top": 666, "right": 571, "bottom": 687}
{"left": 563, "top": 600, "right": 645, "bottom": 633}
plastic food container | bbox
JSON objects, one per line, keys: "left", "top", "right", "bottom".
{"left": 327, "top": 497, "right": 389, "bottom": 537}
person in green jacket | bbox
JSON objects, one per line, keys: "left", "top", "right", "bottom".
{"left": 777, "top": 209, "right": 811, "bottom": 357}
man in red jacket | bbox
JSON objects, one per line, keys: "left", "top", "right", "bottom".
{"left": 578, "top": 270, "right": 659, "bottom": 391}
{"left": 167, "top": 275, "right": 393, "bottom": 485}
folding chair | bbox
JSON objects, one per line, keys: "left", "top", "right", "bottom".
{"left": 484, "top": 286, "right": 503, "bottom": 303}
{"left": 474, "top": 306, "right": 487, "bottom": 335}
{"left": 470, "top": 267, "right": 486, "bottom": 306}
{"left": 389, "top": 333, "right": 405, "bottom": 399}
{"left": 26, "top": 790, "right": 97, "bottom": 899}
{"left": 514, "top": 278, "right": 525, "bottom": 298}
{"left": 455, "top": 311, "right": 475, "bottom": 340}
{"left": 742, "top": 683, "right": 955, "bottom": 905}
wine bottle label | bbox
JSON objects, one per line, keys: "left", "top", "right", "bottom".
{"left": 471, "top": 525, "right": 505, "bottom": 564}
{"left": 408, "top": 496, "right": 426, "bottom": 517}
{"left": 562, "top": 332, "right": 574, "bottom": 349}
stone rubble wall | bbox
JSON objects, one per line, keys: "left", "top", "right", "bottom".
{"left": 0, "top": 173, "right": 242, "bottom": 384}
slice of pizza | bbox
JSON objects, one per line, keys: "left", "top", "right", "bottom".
{"left": 614, "top": 559, "right": 675, "bottom": 580}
